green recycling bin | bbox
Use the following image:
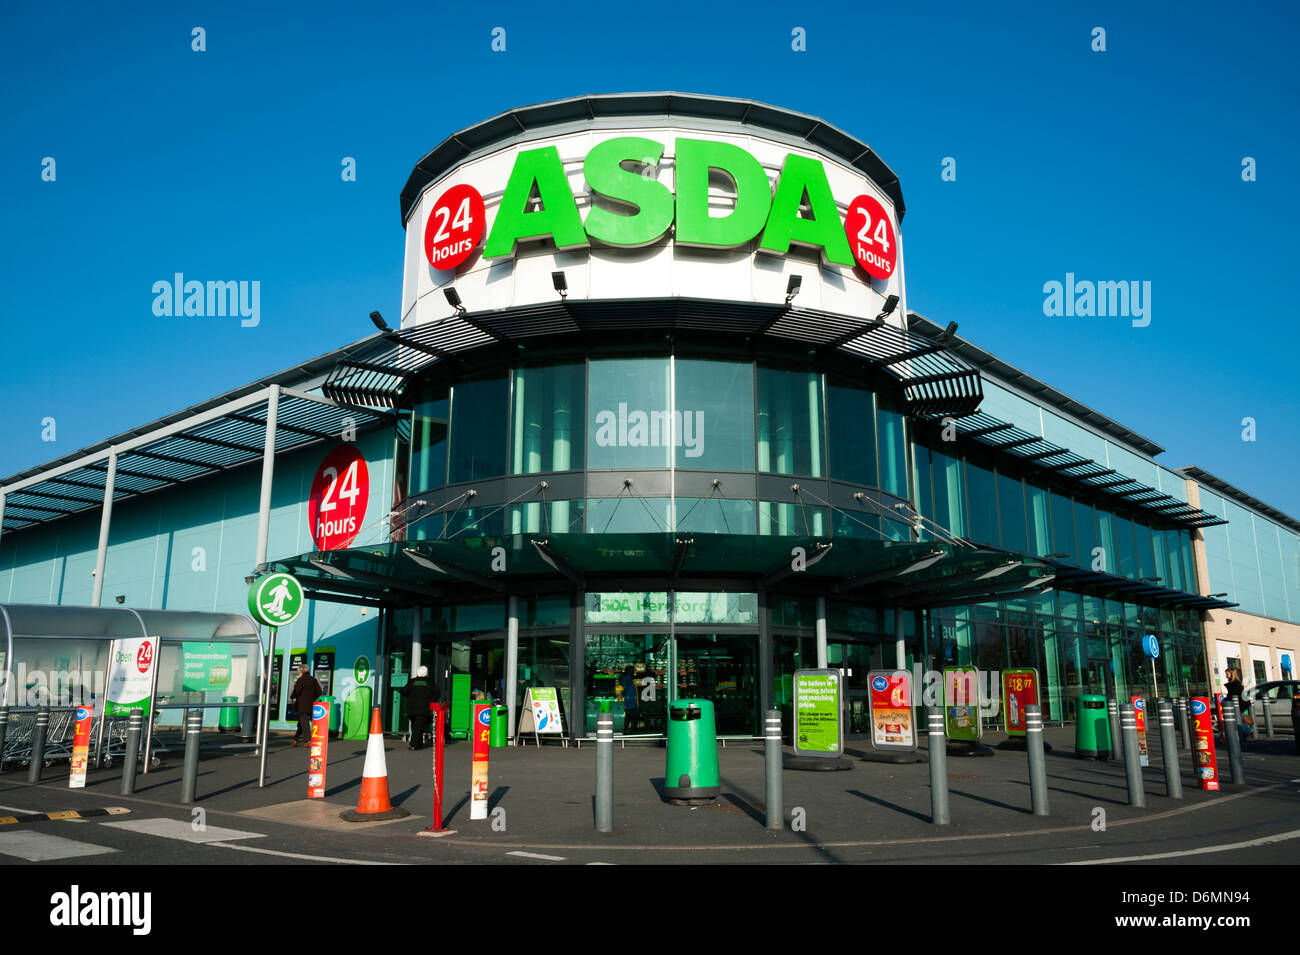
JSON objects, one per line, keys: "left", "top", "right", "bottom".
{"left": 219, "top": 696, "right": 240, "bottom": 734}
{"left": 342, "top": 686, "right": 372, "bottom": 740}
{"left": 319, "top": 696, "right": 339, "bottom": 736}
{"left": 1075, "top": 693, "right": 1112, "bottom": 759}
{"left": 489, "top": 705, "right": 508, "bottom": 748}
{"left": 664, "top": 699, "right": 720, "bottom": 804}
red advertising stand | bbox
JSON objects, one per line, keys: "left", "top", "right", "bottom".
{"left": 69, "top": 704, "right": 93, "bottom": 789}
{"left": 1130, "top": 695, "right": 1149, "bottom": 767}
{"left": 470, "top": 703, "right": 491, "bottom": 821}
{"left": 419, "top": 703, "right": 454, "bottom": 837}
{"left": 307, "top": 701, "right": 330, "bottom": 798}
{"left": 999, "top": 669, "right": 1044, "bottom": 751}
{"left": 1190, "top": 697, "right": 1220, "bottom": 791}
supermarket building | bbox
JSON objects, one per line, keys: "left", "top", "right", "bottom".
{"left": 1, "top": 93, "right": 1297, "bottom": 741}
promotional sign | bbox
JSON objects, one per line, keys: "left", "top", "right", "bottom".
{"left": 308, "top": 445, "right": 370, "bottom": 552}
{"left": 312, "top": 648, "right": 335, "bottom": 699}
{"left": 1189, "top": 697, "right": 1220, "bottom": 791}
{"left": 792, "top": 669, "right": 843, "bottom": 757}
{"left": 181, "top": 643, "right": 232, "bottom": 693}
{"left": 517, "top": 687, "right": 564, "bottom": 738}
{"left": 943, "top": 666, "right": 982, "bottom": 741}
{"left": 268, "top": 653, "right": 284, "bottom": 721}
{"left": 1131, "top": 695, "right": 1149, "bottom": 767}
{"left": 470, "top": 703, "right": 491, "bottom": 820}
{"left": 1002, "top": 668, "right": 1039, "bottom": 737}
{"left": 105, "top": 637, "right": 156, "bottom": 717}
{"left": 307, "top": 701, "right": 330, "bottom": 798}
{"left": 867, "top": 670, "right": 915, "bottom": 751}
{"left": 424, "top": 183, "right": 486, "bottom": 270}
{"left": 69, "top": 704, "right": 93, "bottom": 789}
{"left": 843, "top": 194, "right": 898, "bottom": 279}
{"left": 247, "top": 573, "right": 305, "bottom": 628}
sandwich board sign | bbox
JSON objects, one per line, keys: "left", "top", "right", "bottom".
{"left": 867, "top": 670, "right": 916, "bottom": 751}
{"left": 943, "top": 666, "right": 982, "bottom": 741}
{"left": 793, "top": 668, "right": 842, "bottom": 757}
{"left": 517, "top": 687, "right": 564, "bottom": 745}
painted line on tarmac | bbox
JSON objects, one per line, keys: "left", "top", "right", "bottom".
{"left": 507, "top": 850, "right": 567, "bottom": 861}
{"left": 207, "top": 841, "right": 403, "bottom": 864}
{"left": 1061, "top": 827, "right": 1300, "bottom": 865}
{"left": 426, "top": 780, "right": 1294, "bottom": 853}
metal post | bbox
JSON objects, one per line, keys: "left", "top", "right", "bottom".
{"left": 121, "top": 709, "right": 143, "bottom": 795}
{"left": 505, "top": 596, "right": 519, "bottom": 743}
{"left": 411, "top": 604, "right": 422, "bottom": 674}
{"left": 1120, "top": 702, "right": 1145, "bottom": 808}
{"left": 1107, "top": 698, "right": 1123, "bottom": 758}
{"left": 1223, "top": 697, "right": 1245, "bottom": 784}
{"left": 180, "top": 710, "right": 202, "bottom": 803}
{"left": 1177, "top": 697, "right": 1192, "bottom": 751}
{"left": 570, "top": 591, "right": 585, "bottom": 744}
{"left": 258, "top": 626, "right": 277, "bottom": 787}
{"left": 595, "top": 712, "right": 613, "bottom": 832}
{"left": 815, "top": 596, "right": 828, "bottom": 669}
{"left": 926, "top": 706, "right": 949, "bottom": 825}
{"left": 1262, "top": 697, "right": 1274, "bottom": 738}
{"left": 90, "top": 449, "right": 118, "bottom": 607}
{"left": 1025, "top": 704, "right": 1049, "bottom": 816}
{"left": 253, "top": 384, "right": 280, "bottom": 570}
{"left": 764, "top": 708, "right": 783, "bottom": 830}
{"left": 432, "top": 703, "right": 446, "bottom": 831}
{"left": 1157, "top": 699, "right": 1182, "bottom": 799}
{"left": 93, "top": 639, "right": 116, "bottom": 767}
{"left": 895, "top": 608, "right": 907, "bottom": 670}
{"left": 0, "top": 706, "right": 7, "bottom": 773}
{"left": 28, "top": 706, "right": 50, "bottom": 783}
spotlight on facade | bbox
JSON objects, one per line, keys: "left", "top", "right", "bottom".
{"left": 443, "top": 287, "right": 465, "bottom": 313}
{"left": 785, "top": 275, "right": 802, "bottom": 304}
{"left": 369, "top": 310, "right": 389, "bottom": 331}
{"left": 1210, "top": 593, "right": 1228, "bottom": 597}
{"left": 552, "top": 271, "right": 568, "bottom": 299}
{"left": 875, "top": 294, "right": 899, "bottom": 320}
{"left": 244, "top": 575, "right": 256, "bottom": 586}
{"left": 114, "top": 594, "right": 126, "bottom": 604}
{"left": 1046, "top": 552, "right": 1070, "bottom": 560}
{"left": 937, "top": 320, "right": 958, "bottom": 341}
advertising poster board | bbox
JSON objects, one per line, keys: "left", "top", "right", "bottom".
{"left": 106, "top": 637, "right": 157, "bottom": 717}
{"left": 867, "top": 670, "right": 915, "bottom": 751}
{"left": 793, "top": 669, "right": 842, "bottom": 756}
{"left": 312, "top": 648, "right": 335, "bottom": 699}
{"left": 517, "top": 687, "right": 563, "bottom": 739}
{"left": 1131, "top": 695, "right": 1149, "bottom": 767}
{"left": 470, "top": 702, "right": 491, "bottom": 820}
{"left": 268, "top": 653, "right": 284, "bottom": 722}
{"left": 181, "top": 643, "right": 232, "bottom": 693}
{"left": 307, "top": 701, "right": 330, "bottom": 798}
{"left": 1190, "top": 697, "right": 1219, "bottom": 791}
{"left": 69, "top": 704, "right": 93, "bottom": 789}
{"left": 1003, "top": 668, "right": 1039, "bottom": 736}
{"left": 943, "top": 666, "right": 982, "bottom": 741}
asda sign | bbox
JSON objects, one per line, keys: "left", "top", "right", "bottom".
{"left": 423, "top": 137, "right": 898, "bottom": 279}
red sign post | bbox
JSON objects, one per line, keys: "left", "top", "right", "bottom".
{"left": 307, "top": 701, "right": 330, "bottom": 798}
{"left": 308, "top": 446, "right": 370, "bottom": 552}
{"left": 1190, "top": 697, "right": 1219, "bottom": 791}
{"left": 1003, "top": 669, "right": 1039, "bottom": 736}
{"left": 69, "top": 704, "right": 93, "bottom": 789}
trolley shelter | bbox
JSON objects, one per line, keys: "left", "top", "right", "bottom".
{"left": 0, "top": 603, "right": 262, "bottom": 771}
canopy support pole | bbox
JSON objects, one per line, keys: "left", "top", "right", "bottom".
{"left": 90, "top": 450, "right": 118, "bottom": 607}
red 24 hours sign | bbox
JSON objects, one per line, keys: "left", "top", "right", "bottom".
{"left": 424, "top": 184, "right": 485, "bottom": 271}
{"left": 308, "top": 445, "right": 369, "bottom": 551}
{"left": 844, "top": 194, "right": 898, "bottom": 280}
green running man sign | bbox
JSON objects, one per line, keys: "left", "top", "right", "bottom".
{"left": 247, "top": 573, "right": 305, "bottom": 628}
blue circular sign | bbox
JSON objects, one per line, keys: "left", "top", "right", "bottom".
{"left": 871, "top": 676, "right": 888, "bottom": 692}
{"left": 1142, "top": 634, "right": 1160, "bottom": 659}
{"left": 76, "top": 706, "right": 90, "bottom": 721}
{"left": 1190, "top": 699, "right": 1207, "bottom": 715}
{"left": 1133, "top": 698, "right": 1145, "bottom": 711}
{"left": 312, "top": 703, "right": 326, "bottom": 720}
{"left": 477, "top": 708, "right": 492, "bottom": 726}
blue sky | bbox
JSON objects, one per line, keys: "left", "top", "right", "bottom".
{"left": 2, "top": 0, "right": 1297, "bottom": 515}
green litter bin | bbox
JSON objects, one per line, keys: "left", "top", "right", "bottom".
{"left": 219, "top": 696, "right": 240, "bottom": 734}
{"left": 489, "top": 705, "right": 508, "bottom": 748}
{"left": 342, "top": 686, "right": 372, "bottom": 740}
{"left": 319, "top": 696, "right": 339, "bottom": 736}
{"left": 1075, "top": 694, "right": 1112, "bottom": 759}
{"left": 664, "top": 699, "right": 720, "bottom": 804}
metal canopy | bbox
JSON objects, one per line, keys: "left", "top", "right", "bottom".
{"left": 918, "top": 410, "right": 1226, "bottom": 530}
{"left": 322, "top": 298, "right": 984, "bottom": 417}
{"left": 1045, "top": 562, "right": 1236, "bottom": 610}
{"left": 1, "top": 389, "right": 393, "bottom": 535}
{"left": 1179, "top": 465, "right": 1300, "bottom": 535}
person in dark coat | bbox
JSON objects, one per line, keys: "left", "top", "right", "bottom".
{"left": 289, "top": 665, "right": 322, "bottom": 746}
{"left": 400, "top": 666, "right": 440, "bottom": 749}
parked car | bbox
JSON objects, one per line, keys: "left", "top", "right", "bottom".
{"left": 1242, "top": 680, "right": 1300, "bottom": 718}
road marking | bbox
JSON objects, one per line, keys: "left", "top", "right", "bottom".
{"left": 1062, "top": 827, "right": 1300, "bottom": 865}
{"left": 586, "top": 862, "right": 616, "bottom": 865}
{"left": 102, "top": 818, "right": 265, "bottom": 844}
{"left": 0, "top": 830, "right": 118, "bottom": 861}
{"left": 207, "top": 842, "right": 401, "bottom": 865}
{"left": 507, "top": 850, "right": 566, "bottom": 861}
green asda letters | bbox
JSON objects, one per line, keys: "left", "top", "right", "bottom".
{"left": 481, "top": 137, "right": 866, "bottom": 267}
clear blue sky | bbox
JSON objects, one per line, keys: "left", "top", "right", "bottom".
{"left": 2, "top": 1, "right": 1297, "bottom": 515}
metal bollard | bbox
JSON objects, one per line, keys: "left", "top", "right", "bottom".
{"left": 1222, "top": 697, "right": 1245, "bottom": 784}
{"left": 0, "top": 706, "right": 8, "bottom": 773}
{"left": 1157, "top": 700, "right": 1182, "bottom": 799}
{"left": 1262, "top": 698, "right": 1274, "bottom": 738}
{"left": 1107, "top": 699, "right": 1124, "bottom": 758}
{"left": 764, "top": 709, "right": 783, "bottom": 830}
{"left": 926, "top": 707, "right": 949, "bottom": 825}
{"left": 180, "top": 711, "right": 203, "bottom": 804}
{"left": 594, "top": 713, "right": 613, "bottom": 833}
{"left": 1025, "top": 704, "right": 1049, "bottom": 816}
{"left": 1120, "top": 702, "right": 1145, "bottom": 808}
{"left": 120, "top": 709, "right": 144, "bottom": 796}
{"left": 1176, "top": 697, "right": 1191, "bottom": 750}
{"left": 28, "top": 706, "right": 50, "bottom": 783}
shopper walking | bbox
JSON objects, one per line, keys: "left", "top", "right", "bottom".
{"left": 289, "top": 665, "right": 322, "bottom": 746}
{"left": 400, "top": 666, "right": 440, "bottom": 750}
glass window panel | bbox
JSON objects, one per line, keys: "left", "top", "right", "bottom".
{"left": 676, "top": 497, "right": 757, "bottom": 535}
{"left": 876, "top": 391, "right": 907, "bottom": 498}
{"left": 912, "top": 444, "right": 933, "bottom": 541}
{"left": 674, "top": 359, "right": 753, "bottom": 471}
{"left": 410, "top": 385, "right": 449, "bottom": 492}
{"left": 584, "top": 633, "right": 669, "bottom": 735}
{"left": 509, "top": 499, "right": 585, "bottom": 535}
{"left": 965, "top": 461, "right": 998, "bottom": 547}
{"left": 445, "top": 505, "right": 505, "bottom": 540}
{"left": 996, "top": 471, "right": 1027, "bottom": 553}
{"left": 1097, "top": 508, "right": 1117, "bottom": 576}
{"left": 1116, "top": 516, "right": 1138, "bottom": 579}
{"left": 758, "top": 501, "right": 828, "bottom": 536}
{"left": 931, "top": 450, "right": 966, "bottom": 538}
{"left": 449, "top": 376, "right": 507, "bottom": 483}
{"left": 757, "top": 366, "right": 824, "bottom": 477}
{"left": 586, "top": 497, "right": 671, "bottom": 534}
{"left": 1165, "top": 530, "right": 1185, "bottom": 591}
{"left": 1073, "top": 499, "right": 1098, "bottom": 571}
{"left": 827, "top": 377, "right": 878, "bottom": 486}
{"left": 1051, "top": 491, "right": 1076, "bottom": 566}
{"left": 588, "top": 358, "right": 671, "bottom": 469}
{"left": 1026, "top": 482, "right": 1052, "bottom": 557}
{"left": 1135, "top": 522, "right": 1155, "bottom": 582}
{"left": 510, "top": 363, "right": 584, "bottom": 475}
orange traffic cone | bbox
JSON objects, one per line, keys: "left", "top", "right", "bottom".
{"left": 339, "top": 708, "right": 411, "bottom": 822}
